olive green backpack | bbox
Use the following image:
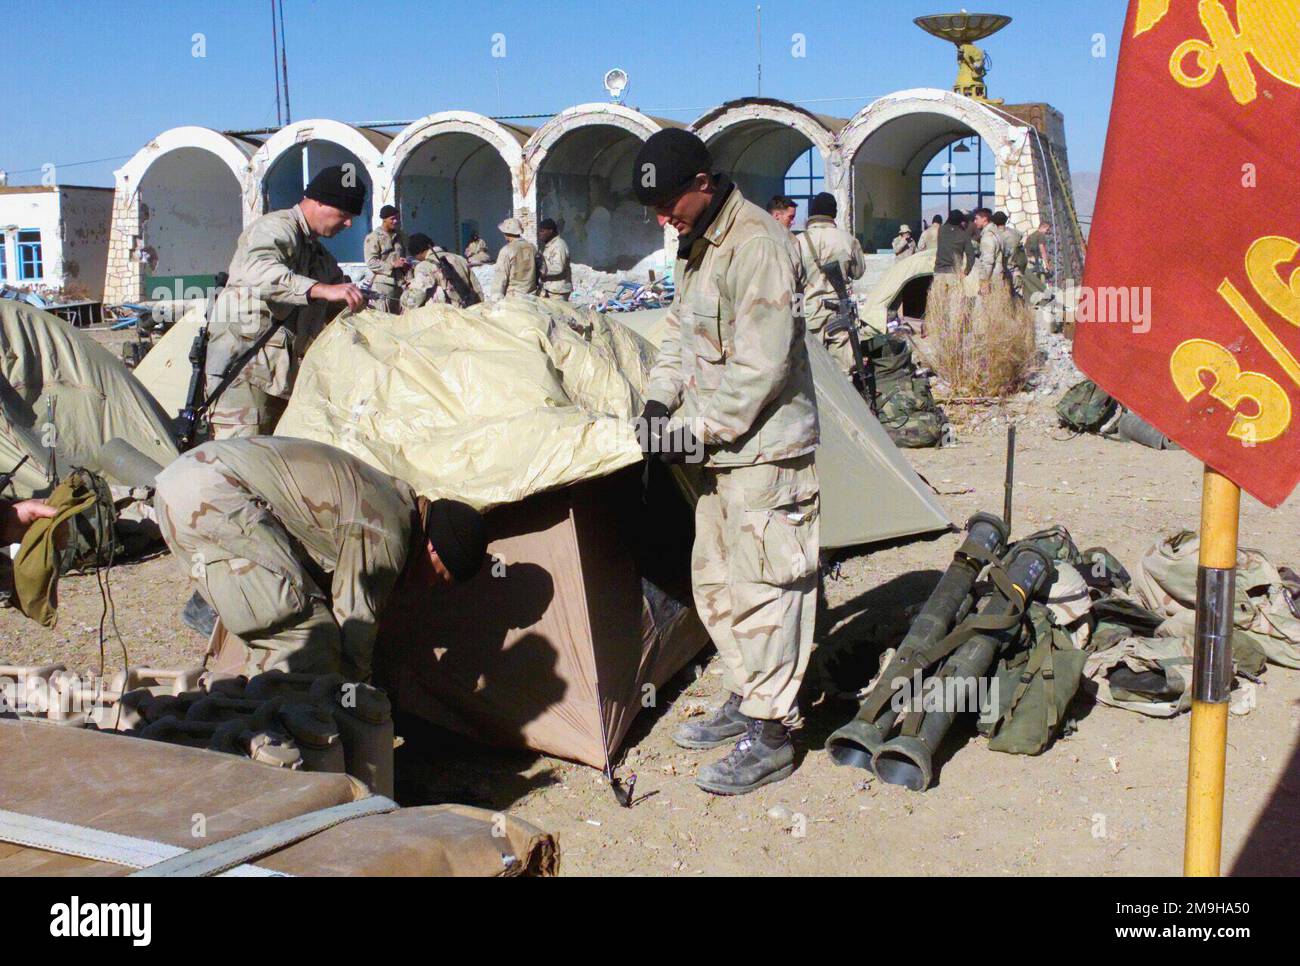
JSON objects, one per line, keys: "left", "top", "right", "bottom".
{"left": 1056, "top": 378, "right": 1118, "bottom": 433}
{"left": 978, "top": 602, "right": 1088, "bottom": 755}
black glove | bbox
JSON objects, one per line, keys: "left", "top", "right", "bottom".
{"left": 657, "top": 422, "right": 699, "bottom": 465}
{"left": 638, "top": 401, "right": 670, "bottom": 459}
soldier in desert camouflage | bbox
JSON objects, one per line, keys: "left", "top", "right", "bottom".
{"left": 401, "top": 233, "right": 485, "bottom": 310}
{"left": 154, "top": 437, "right": 488, "bottom": 681}
{"left": 204, "top": 165, "right": 367, "bottom": 441}
{"left": 363, "top": 204, "right": 411, "bottom": 313}
{"left": 797, "top": 192, "right": 868, "bottom": 376}
{"left": 633, "top": 128, "right": 820, "bottom": 796}
{"left": 491, "top": 217, "right": 538, "bottom": 298}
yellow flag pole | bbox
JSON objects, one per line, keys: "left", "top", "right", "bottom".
{"left": 1183, "top": 466, "right": 1239, "bottom": 876}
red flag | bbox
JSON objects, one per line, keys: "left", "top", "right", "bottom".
{"left": 1074, "top": 0, "right": 1300, "bottom": 507}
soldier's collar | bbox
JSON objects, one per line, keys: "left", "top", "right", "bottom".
{"left": 291, "top": 204, "right": 321, "bottom": 241}
{"left": 676, "top": 173, "right": 739, "bottom": 251}
{"left": 805, "top": 214, "right": 836, "bottom": 228}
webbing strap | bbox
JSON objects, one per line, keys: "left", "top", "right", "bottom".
{"left": 130, "top": 795, "right": 398, "bottom": 877}
{"left": 857, "top": 555, "right": 1024, "bottom": 725}
{"left": 0, "top": 809, "right": 280, "bottom": 877}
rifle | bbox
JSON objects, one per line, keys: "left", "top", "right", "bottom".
{"left": 0, "top": 455, "right": 31, "bottom": 495}
{"left": 820, "top": 260, "right": 877, "bottom": 413}
{"left": 431, "top": 251, "right": 481, "bottom": 308}
{"left": 176, "top": 322, "right": 210, "bottom": 449}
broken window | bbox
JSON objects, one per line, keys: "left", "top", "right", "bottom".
{"left": 16, "top": 229, "right": 43, "bottom": 281}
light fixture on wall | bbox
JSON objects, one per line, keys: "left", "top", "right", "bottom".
{"left": 953, "top": 139, "right": 971, "bottom": 154}
{"left": 603, "top": 69, "right": 629, "bottom": 103}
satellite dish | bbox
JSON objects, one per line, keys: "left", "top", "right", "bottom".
{"left": 603, "top": 68, "right": 629, "bottom": 102}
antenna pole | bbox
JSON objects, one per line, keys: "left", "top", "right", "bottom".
{"left": 756, "top": 4, "right": 762, "bottom": 96}
{"left": 278, "top": 0, "right": 292, "bottom": 124}
{"left": 270, "top": 0, "right": 282, "bottom": 126}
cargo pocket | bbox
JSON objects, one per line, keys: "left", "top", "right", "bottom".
{"left": 688, "top": 293, "right": 726, "bottom": 390}
{"left": 202, "top": 557, "right": 312, "bottom": 639}
{"left": 738, "top": 483, "right": 819, "bottom": 586}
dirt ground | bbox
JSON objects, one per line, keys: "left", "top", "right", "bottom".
{"left": 4, "top": 375, "right": 1299, "bottom": 876}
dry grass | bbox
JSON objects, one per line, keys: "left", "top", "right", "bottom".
{"left": 925, "top": 274, "right": 1038, "bottom": 397}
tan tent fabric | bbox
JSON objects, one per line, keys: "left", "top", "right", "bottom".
{"left": 0, "top": 301, "right": 179, "bottom": 497}
{"left": 852, "top": 249, "right": 937, "bottom": 333}
{"left": 276, "top": 297, "right": 651, "bottom": 509}
{"left": 130, "top": 300, "right": 206, "bottom": 421}
{"left": 374, "top": 471, "right": 708, "bottom": 768}
{"left": 616, "top": 308, "right": 952, "bottom": 549}
{"left": 0, "top": 719, "right": 557, "bottom": 876}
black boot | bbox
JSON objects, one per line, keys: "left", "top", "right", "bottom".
{"left": 671, "top": 692, "right": 748, "bottom": 749}
{"left": 695, "top": 717, "right": 795, "bottom": 795}
{"left": 181, "top": 590, "right": 217, "bottom": 638}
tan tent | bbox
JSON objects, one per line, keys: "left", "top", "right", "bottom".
{"left": 245, "top": 299, "right": 949, "bottom": 767}
{"left": 616, "top": 308, "right": 952, "bottom": 548}
{"left": 853, "top": 248, "right": 937, "bottom": 333}
{"left": 130, "top": 300, "right": 206, "bottom": 422}
{"left": 0, "top": 300, "right": 179, "bottom": 497}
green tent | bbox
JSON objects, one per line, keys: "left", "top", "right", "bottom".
{"left": 0, "top": 300, "right": 178, "bottom": 498}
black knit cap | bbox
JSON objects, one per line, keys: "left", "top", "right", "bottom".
{"left": 379, "top": 204, "right": 399, "bottom": 220}
{"left": 633, "top": 129, "right": 712, "bottom": 206}
{"left": 423, "top": 499, "right": 488, "bottom": 582}
{"left": 303, "top": 165, "right": 367, "bottom": 216}
{"left": 809, "top": 192, "right": 837, "bottom": 219}
{"left": 538, "top": 217, "right": 557, "bottom": 232}
{"left": 408, "top": 232, "right": 433, "bottom": 256}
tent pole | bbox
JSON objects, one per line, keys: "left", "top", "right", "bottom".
{"left": 1183, "top": 466, "right": 1238, "bottom": 876}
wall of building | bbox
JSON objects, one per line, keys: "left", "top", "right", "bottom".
{"left": 138, "top": 148, "right": 242, "bottom": 298}
{"left": 0, "top": 187, "right": 111, "bottom": 298}
{"left": 397, "top": 132, "right": 513, "bottom": 252}
{"left": 263, "top": 140, "right": 373, "bottom": 264}
{"left": 57, "top": 187, "right": 113, "bottom": 299}
{"left": 851, "top": 160, "right": 921, "bottom": 253}
{"left": 534, "top": 126, "right": 661, "bottom": 271}
{"left": 0, "top": 190, "right": 60, "bottom": 288}
{"left": 105, "top": 93, "right": 1078, "bottom": 299}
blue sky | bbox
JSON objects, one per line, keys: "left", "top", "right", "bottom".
{"left": 1, "top": 0, "right": 1126, "bottom": 187}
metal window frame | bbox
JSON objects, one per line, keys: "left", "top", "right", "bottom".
{"left": 919, "top": 140, "right": 995, "bottom": 213}
{"left": 16, "top": 228, "right": 43, "bottom": 281}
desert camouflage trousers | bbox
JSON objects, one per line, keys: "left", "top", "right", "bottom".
{"left": 807, "top": 311, "right": 860, "bottom": 378}
{"left": 155, "top": 452, "right": 342, "bottom": 676}
{"left": 692, "top": 454, "right": 819, "bottom": 721}
{"left": 207, "top": 378, "right": 289, "bottom": 441}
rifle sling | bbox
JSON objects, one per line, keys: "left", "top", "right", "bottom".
{"left": 199, "top": 319, "right": 286, "bottom": 419}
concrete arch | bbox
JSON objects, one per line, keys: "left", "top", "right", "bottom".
{"left": 250, "top": 119, "right": 393, "bottom": 264}
{"left": 523, "top": 104, "right": 674, "bottom": 272}
{"left": 384, "top": 112, "right": 530, "bottom": 252}
{"left": 691, "top": 98, "right": 846, "bottom": 219}
{"left": 104, "top": 126, "right": 260, "bottom": 304}
{"left": 839, "top": 88, "right": 1036, "bottom": 251}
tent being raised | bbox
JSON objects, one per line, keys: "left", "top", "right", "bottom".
{"left": 255, "top": 299, "right": 948, "bottom": 767}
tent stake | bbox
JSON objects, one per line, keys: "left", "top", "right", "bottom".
{"left": 1003, "top": 425, "right": 1016, "bottom": 532}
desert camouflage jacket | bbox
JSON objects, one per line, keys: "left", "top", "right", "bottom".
{"left": 364, "top": 226, "right": 409, "bottom": 298}
{"left": 646, "top": 183, "right": 819, "bottom": 467}
{"left": 797, "top": 214, "right": 867, "bottom": 334}
{"left": 205, "top": 205, "right": 349, "bottom": 399}
{"left": 493, "top": 238, "right": 538, "bottom": 298}
{"left": 170, "top": 437, "right": 419, "bottom": 680}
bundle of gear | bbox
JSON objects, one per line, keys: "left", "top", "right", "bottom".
{"left": 821, "top": 514, "right": 1300, "bottom": 791}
